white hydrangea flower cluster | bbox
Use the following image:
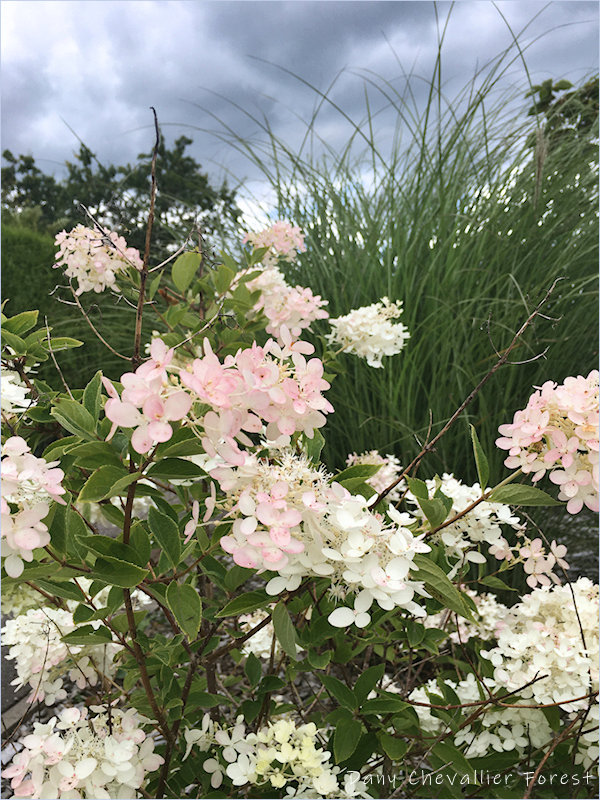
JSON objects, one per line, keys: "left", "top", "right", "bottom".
{"left": 245, "top": 266, "right": 329, "bottom": 343}
{"left": 184, "top": 714, "right": 368, "bottom": 797}
{"left": 212, "top": 451, "right": 430, "bottom": 628}
{"left": 406, "top": 473, "right": 522, "bottom": 571}
{"left": 54, "top": 224, "right": 143, "bottom": 295}
{"left": 345, "top": 450, "right": 404, "bottom": 502}
{"left": 239, "top": 608, "right": 279, "bottom": 660}
{"left": 1, "top": 606, "right": 121, "bottom": 705}
{"left": 481, "top": 577, "right": 599, "bottom": 710}
{"left": 1, "top": 367, "right": 32, "bottom": 415}
{"left": 1, "top": 436, "right": 66, "bottom": 578}
{"left": 424, "top": 588, "right": 509, "bottom": 644}
{"left": 409, "top": 673, "right": 553, "bottom": 757}
{"left": 327, "top": 297, "right": 410, "bottom": 368}
{"left": 1, "top": 705, "right": 163, "bottom": 799}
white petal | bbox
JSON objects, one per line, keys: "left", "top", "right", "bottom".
{"left": 354, "top": 589, "right": 373, "bottom": 613}
{"left": 328, "top": 607, "right": 356, "bottom": 627}
{"left": 266, "top": 576, "right": 288, "bottom": 595}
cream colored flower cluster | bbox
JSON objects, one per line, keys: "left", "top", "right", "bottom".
{"left": 184, "top": 714, "right": 368, "bottom": 797}
{"left": 1, "top": 367, "right": 32, "bottom": 415}
{"left": 239, "top": 608, "right": 279, "bottom": 660}
{"left": 327, "top": 297, "right": 410, "bottom": 368}
{"left": 1, "top": 706, "right": 163, "bottom": 799}
{"left": 481, "top": 577, "right": 599, "bottom": 710}
{"left": 409, "top": 673, "right": 553, "bottom": 758}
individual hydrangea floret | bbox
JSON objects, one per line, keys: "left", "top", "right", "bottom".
{"left": 345, "top": 449, "right": 404, "bottom": 502}
{"left": 496, "top": 371, "right": 599, "bottom": 513}
{"left": 243, "top": 220, "right": 307, "bottom": 268}
{"left": 1, "top": 705, "right": 163, "bottom": 798}
{"left": 481, "top": 577, "right": 599, "bottom": 710}
{"left": 54, "top": 224, "right": 143, "bottom": 295}
{"left": 210, "top": 450, "right": 430, "bottom": 627}
{"left": 327, "top": 297, "right": 410, "bottom": 368}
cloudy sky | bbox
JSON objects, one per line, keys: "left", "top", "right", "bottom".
{"left": 1, "top": 0, "right": 598, "bottom": 209}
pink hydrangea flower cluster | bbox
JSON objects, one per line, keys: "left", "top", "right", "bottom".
{"left": 209, "top": 451, "right": 430, "bottom": 628}
{"left": 181, "top": 338, "right": 333, "bottom": 467}
{"left": 496, "top": 371, "right": 599, "bottom": 514}
{"left": 246, "top": 266, "right": 329, "bottom": 342}
{"left": 242, "top": 220, "right": 306, "bottom": 268}
{"left": 54, "top": 224, "right": 143, "bottom": 296}
{"left": 2, "top": 705, "right": 163, "bottom": 799}
{"left": 1, "top": 437, "right": 65, "bottom": 578}
{"left": 103, "top": 339, "right": 192, "bottom": 454}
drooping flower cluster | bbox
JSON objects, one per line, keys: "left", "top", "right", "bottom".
{"left": 1, "top": 436, "right": 65, "bottom": 577}
{"left": 182, "top": 338, "right": 333, "bottom": 466}
{"left": 407, "top": 473, "right": 522, "bottom": 569}
{"left": 54, "top": 225, "right": 143, "bottom": 295}
{"left": 424, "top": 588, "right": 509, "bottom": 644}
{"left": 246, "top": 266, "right": 329, "bottom": 343}
{"left": 481, "top": 577, "right": 599, "bottom": 710}
{"left": 243, "top": 221, "right": 307, "bottom": 268}
{"left": 1, "top": 367, "right": 32, "bottom": 415}
{"left": 327, "top": 297, "right": 410, "bottom": 368}
{"left": 1, "top": 705, "right": 163, "bottom": 799}
{"left": 1, "top": 606, "right": 121, "bottom": 705}
{"left": 345, "top": 449, "right": 404, "bottom": 502}
{"left": 210, "top": 450, "right": 430, "bottom": 628}
{"left": 184, "top": 714, "right": 367, "bottom": 797}
{"left": 496, "top": 371, "right": 599, "bottom": 514}
{"left": 409, "top": 673, "right": 553, "bottom": 758}
{"left": 103, "top": 339, "right": 192, "bottom": 454}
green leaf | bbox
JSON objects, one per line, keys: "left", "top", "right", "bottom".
{"left": 361, "top": 696, "right": 407, "bottom": 715}
{"left": 70, "top": 441, "right": 123, "bottom": 469}
{"left": 334, "top": 719, "right": 362, "bottom": 762}
{"left": 148, "top": 269, "right": 163, "bottom": 300}
{"left": 216, "top": 590, "right": 270, "bottom": 618}
{"left": 417, "top": 496, "right": 448, "bottom": 528}
{"left": 78, "top": 534, "right": 144, "bottom": 567}
{"left": 172, "top": 251, "right": 202, "bottom": 293}
{"left": 78, "top": 466, "right": 139, "bottom": 503}
{"left": 91, "top": 557, "right": 148, "bottom": 588}
{"left": 478, "top": 575, "right": 517, "bottom": 592}
{"left": 146, "top": 458, "right": 206, "bottom": 480}
{"left": 166, "top": 582, "right": 202, "bottom": 640}
{"left": 469, "top": 424, "right": 489, "bottom": 490}
{"left": 338, "top": 478, "right": 376, "bottom": 498}
{"left": 272, "top": 602, "right": 299, "bottom": 661}
{"left": 487, "top": 484, "right": 561, "bottom": 506}
{"left": 62, "top": 625, "right": 113, "bottom": 646}
{"left": 148, "top": 506, "right": 181, "bottom": 570}
{"left": 331, "top": 464, "right": 381, "bottom": 484}
{"left": 302, "top": 429, "right": 325, "bottom": 464}
{"left": 83, "top": 371, "right": 103, "bottom": 418}
{"left": 406, "top": 476, "right": 428, "bottom": 500}
{"left": 214, "top": 264, "right": 235, "bottom": 295}
{"left": 35, "top": 579, "right": 86, "bottom": 603}
{"left": 3, "top": 310, "right": 39, "bottom": 335}
{"left": 431, "top": 742, "right": 477, "bottom": 780}
{"left": 111, "top": 610, "right": 147, "bottom": 633}
{"left": 412, "top": 555, "right": 474, "bottom": 620}
{"left": 307, "top": 650, "right": 332, "bottom": 670}
{"left": 1, "top": 329, "right": 27, "bottom": 354}
{"left": 244, "top": 653, "right": 262, "bottom": 687}
{"left": 130, "top": 522, "right": 151, "bottom": 566}
{"left": 354, "top": 664, "right": 385, "bottom": 705}
{"left": 320, "top": 675, "right": 357, "bottom": 710}
{"left": 48, "top": 337, "right": 84, "bottom": 351}
{"left": 51, "top": 399, "right": 96, "bottom": 439}
{"left": 378, "top": 733, "right": 407, "bottom": 760}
